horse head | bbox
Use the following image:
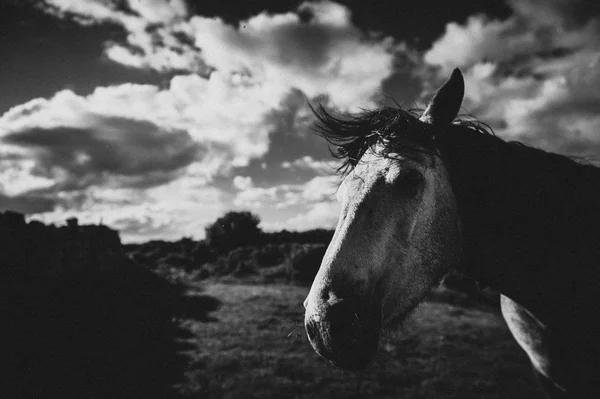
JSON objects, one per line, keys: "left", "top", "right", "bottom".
{"left": 304, "top": 69, "right": 465, "bottom": 370}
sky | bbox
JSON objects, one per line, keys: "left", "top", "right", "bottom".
{"left": 0, "top": 0, "right": 599, "bottom": 242}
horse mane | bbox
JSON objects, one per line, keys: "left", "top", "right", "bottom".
{"left": 311, "top": 103, "right": 599, "bottom": 180}
{"left": 311, "top": 103, "right": 496, "bottom": 175}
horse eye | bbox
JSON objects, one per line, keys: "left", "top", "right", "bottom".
{"left": 396, "top": 169, "right": 423, "bottom": 196}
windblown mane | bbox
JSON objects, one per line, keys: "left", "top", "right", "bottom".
{"left": 311, "top": 104, "right": 495, "bottom": 175}
{"left": 311, "top": 103, "right": 600, "bottom": 177}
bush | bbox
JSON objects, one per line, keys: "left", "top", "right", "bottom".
{"left": 232, "top": 259, "right": 257, "bottom": 277}
{"left": 191, "top": 240, "right": 214, "bottom": 265}
{"left": 160, "top": 253, "right": 193, "bottom": 268}
{"left": 205, "top": 211, "right": 261, "bottom": 253}
{"left": 255, "top": 243, "right": 287, "bottom": 267}
{"left": 214, "top": 247, "right": 259, "bottom": 276}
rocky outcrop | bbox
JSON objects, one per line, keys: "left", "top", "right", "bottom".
{"left": 0, "top": 210, "right": 126, "bottom": 294}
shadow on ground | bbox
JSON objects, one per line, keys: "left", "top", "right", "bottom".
{"left": 1, "top": 263, "right": 220, "bottom": 399}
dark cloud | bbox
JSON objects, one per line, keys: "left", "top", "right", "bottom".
{"left": 0, "top": 192, "right": 57, "bottom": 214}
{"left": 3, "top": 116, "right": 201, "bottom": 191}
{"left": 509, "top": 0, "right": 600, "bottom": 27}
{"left": 223, "top": 89, "right": 333, "bottom": 188}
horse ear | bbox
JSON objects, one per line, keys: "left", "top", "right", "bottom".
{"left": 419, "top": 68, "right": 464, "bottom": 125}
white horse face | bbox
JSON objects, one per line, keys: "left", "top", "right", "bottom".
{"left": 303, "top": 149, "right": 461, "bottom": 369}
{"left": 304, "top": 69, "right": 465, "bottom": 370}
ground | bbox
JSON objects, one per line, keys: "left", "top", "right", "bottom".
{"left": 175, "top": 282, "right": 547, "bottom": 398}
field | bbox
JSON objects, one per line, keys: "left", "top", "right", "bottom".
{"left": 175, "top": 282, "right": 547, "bottom": 398}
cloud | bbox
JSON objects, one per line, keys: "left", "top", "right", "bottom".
{"left": 0, "top": 193, "right": 58, "bottom": 215}
{"left": 40, "top": 0, "right": 207, "bottom": 72}
{"left": 29, "top": 183, "right": 228, "bottom": 243}
{"left": 232, "top": 176, "right": 253, "bottom": 190}
{"left": 0, "top": 158, "right": 55, "bottom": 197}
{"left": 0, "top": 71, "right": 282, "bottom": 241}
{"left": 300, "top": 175, "right": 339, "bottom": 202}
{"left": 262, "top": 201, "right": 340, "bottom": 232}
{"left": 3, "top": 119, "right": 199, "bottom": 191}
{"left": 423, "top": 0, "right": 600, "bottom": 157}
{"left": 126, "top": 0, "right": 188, "bottom": 23}
{"left": 281, "top": 156, "right": 340, "bottom": 176}
{"left": 233, "top": 175, "right": 338, "bottom": 209}
{"left": 233, "top": 184, "right": 292, "bottom": 209}
{"left": 187, "top": 1, "right": 395, "bottom": 109}
{"left": 39, "top": 0, "right": 125, "bottom": 24}
{"left": 40, "top": 0, "right": 396, "bottom": 110}
{"left": 0, "top": 72, "right": 284, "bottom": 184}
{"left": 40, "top": 0, "right": 188, "bottom": 24}
{"left": 424, "top": 1, "right": 600, "bottom": 76}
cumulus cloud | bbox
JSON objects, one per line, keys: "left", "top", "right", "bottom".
{"left": 40, "top": 0, "right": 395, "bottom": 110}
{"left": 423, "top": 0, "right": 600, "bottom": 156}
{"left": 187, "top": 1, "right": 395, "bottom": 109}
{"left": 232, "top": 176, "right": 253, "bottom": 191}
{"left": 40, "top": 0, "right": 207, "bottom": 72}
{"left": 233, "top": 175, "right": 338, "bottom": 209}
{"left": 41, "top": 0, "right": 188, "bottom": 23}
{"left": 0, "top": 71, "right": 285, "bottom": 186}
{"left": 30, "top": 183, "right": 228, "bottom": 243}
{"left": 262, "top": 201, "right": 340, "bottom": 232}
{"left": 3, "top": 119, "right": 199, "bottom": 191}
{"left": 127, "top": 0, "right": 188, "bottom": 23}
{"left": 281, "top": 156, "right": 340, "bottom": 176}
{"left": 425, "top": 1, "right": 600, "bottom": 76}
{"left": 0, "top": 158, "right": 55, "bottom": 197}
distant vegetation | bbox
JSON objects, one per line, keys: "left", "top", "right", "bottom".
{"left": 124, "top": 211, "right": 334, "bottom": 286}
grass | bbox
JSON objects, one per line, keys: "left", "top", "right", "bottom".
{"left": 176, "top": 282, "right": 547, "bottom": 398}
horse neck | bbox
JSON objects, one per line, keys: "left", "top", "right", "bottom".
{"left": 439, "top": 129, "right": 600, "bottom": 317}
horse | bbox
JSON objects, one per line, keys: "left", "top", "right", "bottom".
{"left": 303, "top": 68, "right": 600, "bottom": 398}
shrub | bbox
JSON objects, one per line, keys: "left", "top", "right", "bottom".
{"left": 205, "top": 211, "right": 261, "bottom": 253}
{"left": 196, "top": 263, "right": 218, "bottom": 280}
{"left": 232, "top": 259, "right": 257, "bottom": 277}
{"left": 191, "top": 240, "right": 214, "bottom": 265}
{"left": 255, "top": 243, "right": 287, "bottom": 267}
{"left": 214, "top": 247, "right": 259, "bottom": 276}
{"left": 160, "top": 253, "right": 193, "bottom": 268}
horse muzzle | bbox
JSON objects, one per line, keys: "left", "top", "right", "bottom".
{"left": 304, "top": 299, "right": 382, "bottom": 371}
